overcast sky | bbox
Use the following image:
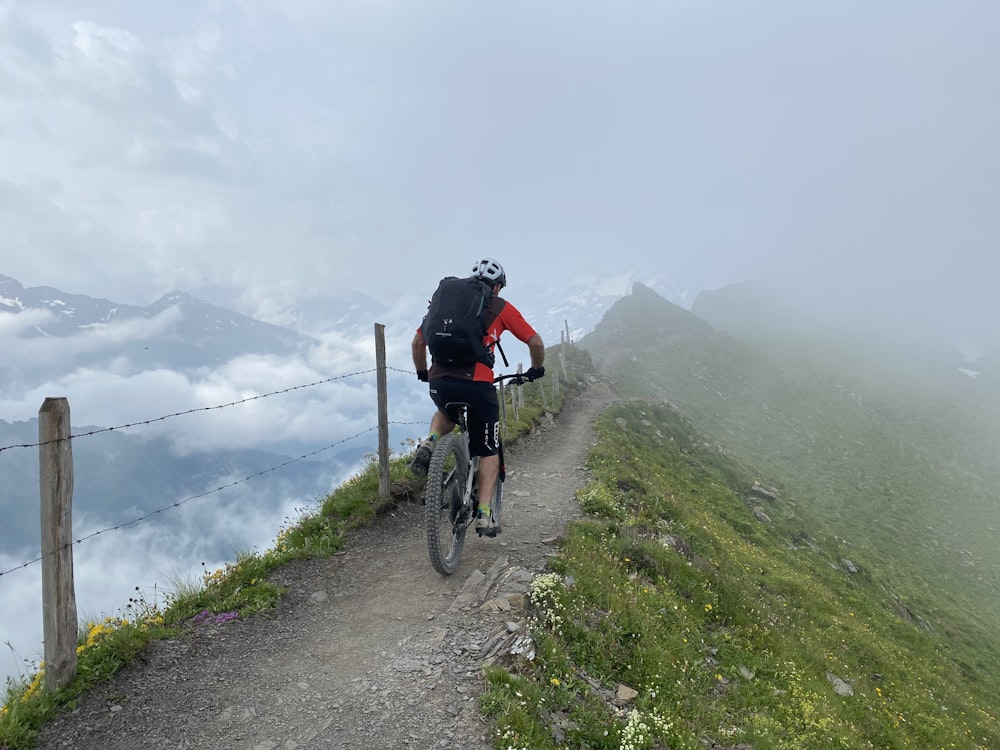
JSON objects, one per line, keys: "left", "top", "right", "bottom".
{"left": 1, "top": 0, "right": 997, "bottom": 330}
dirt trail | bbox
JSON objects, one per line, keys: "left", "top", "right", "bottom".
{"left": 34, "top": 379, "right": 619, "bottom": 750}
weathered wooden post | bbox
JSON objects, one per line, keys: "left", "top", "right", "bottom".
{"left": 374, "top": 323, "right": 390, "bottom": 498}
{"left": 39, "top": 397, "right": 77, "bottom": 692}
{"left": 509, "top": 373, "right": 519, "bottom": 422}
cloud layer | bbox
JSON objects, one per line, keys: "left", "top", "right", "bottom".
{"left": 1, "top": 1, "right": 996, "bottom": 335}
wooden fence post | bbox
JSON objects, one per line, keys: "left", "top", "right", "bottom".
{"left": 498, "top": 380, "right": 508, "bottom": 439}
{"left": 374, "top": 323, "right": 390, "bottom": 498}
{"left": 509, "top": 375, "right": 519, "bottom": 422}
{"left": 39, "top": 397, "right": 78, "bottom": 692}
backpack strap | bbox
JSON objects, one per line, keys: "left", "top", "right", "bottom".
{"left": 482, "top": 296, "right": 508, "bottom": 368}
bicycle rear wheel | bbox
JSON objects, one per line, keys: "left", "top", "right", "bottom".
{"left": 425, "top": 433, "right": 469, "bottom": 575}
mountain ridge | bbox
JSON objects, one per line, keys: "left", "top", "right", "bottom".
{"left": 1, "top": 274, "right": 314, "bottom": 370}
{"left": 582, "top": 283, "right": 1000, "bottom": 629}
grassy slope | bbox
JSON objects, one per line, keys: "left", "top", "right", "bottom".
{"left": 482, "top": 400, "right": 1000, "bottom": 749}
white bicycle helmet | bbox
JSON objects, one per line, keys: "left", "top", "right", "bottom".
{"left": 471, "top": 257, "right": 506, "bottom": 289}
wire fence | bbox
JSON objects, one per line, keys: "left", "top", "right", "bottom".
{"left": 3, "top": 314, "right": 576, "bottom": 693}
{"left": 0, "top": 363, "right": 425, "bottom": 581}
{"left": 1, "top": 366, "right": 421, "bottom": 454}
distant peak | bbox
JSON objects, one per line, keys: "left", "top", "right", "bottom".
{"left": 154, "top": 291, "right": 199, "bottom": 307}
{"left": 592, "top": 279, "right": 713, "bottom": 341}
{"left": 631, "top": 281, "right": 659, "bottom": 296}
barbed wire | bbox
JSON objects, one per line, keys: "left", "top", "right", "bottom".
{"left": 0, "top": 360, "right": 432, "bottom": 579}
{"left": 0, "top": 337, "right": 552, "bottom": 583}
{"left": 0, "top": 368, "right": 382, "bottom": 454}
{"left": 0, "top": 425, "right": 383, "bottom": 580}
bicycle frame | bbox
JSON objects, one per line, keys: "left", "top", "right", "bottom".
{"left": 424, "top": 372, "right": 529, "bottom": 575}
{"left": 446, "top": 372, "right": 524, "bottom": 523}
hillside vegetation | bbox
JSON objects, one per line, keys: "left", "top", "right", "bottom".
{"left": 483, "top": 400, "right": 999, "bottom": 748}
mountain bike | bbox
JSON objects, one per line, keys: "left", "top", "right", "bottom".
{"left": 425, "top": 372, "right": 531, "bottom": 576}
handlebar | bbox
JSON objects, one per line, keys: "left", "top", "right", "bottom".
{"left": 494, "top": 372, "right": 536, "bottom": 386}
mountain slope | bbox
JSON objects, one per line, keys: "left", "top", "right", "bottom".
{"left": 581, "top": 283, "right": 1000, "bottom": 637}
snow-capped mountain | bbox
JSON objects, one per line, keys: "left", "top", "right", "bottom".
{"left": 1, "top": 274, "right": 314, "bottom": 373}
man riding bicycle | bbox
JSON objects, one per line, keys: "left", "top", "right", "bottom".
{"left": 410, "top": 258, "right": 545, "bottom": 535}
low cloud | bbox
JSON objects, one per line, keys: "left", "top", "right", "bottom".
{"left": 0, "top": 481, "right": 322, "bottom": 687}
{"left": 1, "top": 316, "right": 427, "bottom": 454}
{"left": 0, "top": 307, "right": 54, "bottom": 336}
{"left": 1, "top": 307, "right": 184, "bottom": 374}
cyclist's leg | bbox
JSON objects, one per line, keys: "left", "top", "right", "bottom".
{"left": 428, "top": 408, "right": 455, "bottom": 437}
{"left": 477, "top": 454, "right": 499, "bottom": 512}
{"left": 465, "top": 384, "right": 500, "bottom": 530}
{"left": 411, "top": 380, "right": 458, "bottom": 476}
{"left": 428, "top": 379, "right": 461, "bottom": 435}
{"left": 428, "top": 380, "right": 461, "bottom": 435}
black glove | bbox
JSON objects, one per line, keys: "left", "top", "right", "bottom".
{"left": 525, "top": 366, "right": 545, "bottom": 381}
{"left": 417, "top": 369, "right": 429, "bottom": 382}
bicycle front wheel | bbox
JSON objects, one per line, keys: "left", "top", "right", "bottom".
{"left": 425, "top": 433, "right": 469, "bottom": 576}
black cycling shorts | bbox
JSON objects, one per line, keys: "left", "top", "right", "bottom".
{"left": 428, "top": 377, "right": 500, "bottom": 457}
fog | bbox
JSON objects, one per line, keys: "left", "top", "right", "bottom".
{"left": 0, "top": 1, "right": 996, "bottom": 344}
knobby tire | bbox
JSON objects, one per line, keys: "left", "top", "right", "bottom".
{"left": 425, "top": 433, "right": 468, "bottom": 576}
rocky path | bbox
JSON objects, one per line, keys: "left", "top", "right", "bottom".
{"left": 34, "top": 379, "right": 618, "bottom": 750}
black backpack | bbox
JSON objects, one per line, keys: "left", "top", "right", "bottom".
{"left": 421, "top": 276, "right": 496, "bottom": 368}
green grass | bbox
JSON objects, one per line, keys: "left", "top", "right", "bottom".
{"left": 0, "top": 351, "right": 583, "bottom": 749}
{"left": 481, "top": 402, "right": 1000, "bottom": 749}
